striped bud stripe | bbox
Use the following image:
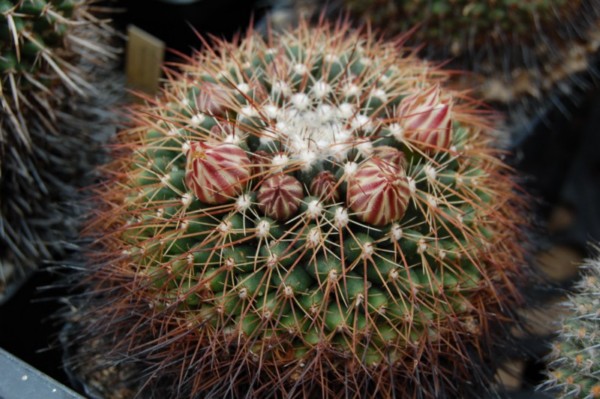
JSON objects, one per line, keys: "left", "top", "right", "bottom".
{"left": 257, "top": 174, "right": 303, "bottom": 221}
{"left": 347, "top": 159, "right": 410, "bottom": 226}
{"left": 185, "top": 142, "right": 251, "bottom": 204}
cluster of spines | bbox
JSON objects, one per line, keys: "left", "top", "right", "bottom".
{"left": 73, "top": 21, "right": 526, "bottom": 398}
{"left": 0, "top": 0, "right": 118, "bottom": 301}
{"left": 540, "top": 250, "right": 600, "bottom": 398}
{"left": 0, "top": 0, "right": 114, "bottom": 141}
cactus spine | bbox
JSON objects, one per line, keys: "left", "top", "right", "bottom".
{"left": 68, "top": 21, "right": 528, "bottom": 398}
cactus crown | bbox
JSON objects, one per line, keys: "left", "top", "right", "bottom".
{"left": 541, "top": 250, "right": 600, "bottom": 398}
{"left": 75, "top": 21, "right": 526, "bottom": 398}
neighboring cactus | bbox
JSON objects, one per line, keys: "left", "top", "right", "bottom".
{"left": 67, "top": 21, "right": 529, "bottom": 398}
{"left": 0, "top": 0, "right": 111, "bottom": 138}
{"left": 0, "top": 0, "right": 119, "bottom": 302}
{"left": 265, "top": 0, "right": 600, "bottom": 138}
{"left": 341, "top": 0, "right": 573, "bottom": 51}
{"left": 540, "top": 248, "right": 600, "bottom": 398}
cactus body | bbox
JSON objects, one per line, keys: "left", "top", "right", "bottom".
{"left": 69, "top": 21, "right": 528, "bottom": 398}
{"left": 541, "top": 249, "right": 600, "bottom": 398}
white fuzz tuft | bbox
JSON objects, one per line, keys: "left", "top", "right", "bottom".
{"left": 264, "top": 104, "right": 279, "bottom": 119}
{"left": 236, "top": 83, "right": 250, "bottom": 94}
{"left": 316, "top": 104, "right": 334, "bottom": 121}
{"left": 224, "top": 134, "right": 242, "bottom": 145}
{"left": 417, "top": 239, "right": 427, "bottom": 254}
{"left": 356, "top": 139, "right": 373, "bottom": 157}
{"left": 293, "top": 63, "right": 308, "bottom": 75}
{"left": 324, "top": 53, "right": 339, "bottom": 63}
{"left": 190, "top": 113, "right": 205, "bottom": 126}
{"left": 342, "top": 81, "right": 361, "bottom": 98}
{"left": 235, "top": 194, "right": 252, "bottom": 212}
{"left": 424, "top": 164, "right": 437, "bottom": 182}
{"left": 305, "top": 199, "right": 323, "bottom": 219}
{"left": 181, "top": 193, "right": 193, "bottom": 207}
{"left": 299, "top": 150, "right": 317, "bottom": 171}
{"left": 361, "top": 242, "right": 374, "bottom": 259}
{"left": 389, "top": 123, "right": 404, "bottom": 141}
{"left": 390, "top": 223, "right": 403, "bottom": 241}
{"left": 311, "top": 80, "right": 331, "bottom": 99}
{"left": 272, "top": 154, "right": 290, "bottom": 170}
{"left": 181, "top": 141, "right": 191, "bottom": 154}
{"left": 427, "top": 194, "right": 438, "bottom": 208}
{"left": 283, "top": 285, "right": 294, "bottom": 298}
{"left": 370, "top": 88, "right": 388, "bottom": 102}
{"left": 272, "top": 80, "right": 291, "bottom": 96}
{"left": 306, "top": 227, "right": 322, "bottom": 248}
{"left": 407, "top": 177, "right": 417, "bottom": 194}
{"left": 218, "top": 220, "right": 233, "bottom": 234}
{"left": 328, "top": 269, "right": 338, "bottom": 282}
{"left": 334, "top": 207, "right": 349, "bottom": 228}
{"left": 337, "top": 103, "right": 355, "bottom": 119}
{"left": 343, "top": 162, "right": 358, "bottom": 177}
{"left": 256, "top": 220, "right": 271, "bottom": 238}
{"left": 351, "top": 114, "right": 373, "bottom": 132}
{"left": 239, "top": 105, "right": 258, "bottom": 118}
{"left": 266, "top": 254, "right": 278, "bottom": 269}
{"left": 291, "top": 93, "right": 311, "bottom": 110}
{"left": 359, "top": 57, "right": 372, "bottom": 66}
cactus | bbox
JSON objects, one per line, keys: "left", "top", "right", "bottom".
{"left": 265, "top": 0, "right": 600, "bottom": 137}
{"left": 0, "top": 0, "right": 112, "bottom": 137}
{"left": 341, "top": 0, "right": 572, "bottom": 49}
{"left": 68, "top": 20, "right": 529, "bottom": 398}
{"left": 540, "top": 248, "right": 600, "bottom": 398}
{"left": 0, "top": 0, "right": 119, "bottom": 302}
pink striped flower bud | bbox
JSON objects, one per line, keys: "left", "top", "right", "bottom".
{"left": 196, "top": 82, "right": 230, "bottom": 116}
{"left": 257, "top": 174, "right": 303, "bottom": 220}
{"left": 185, "top": 142, "right": 251, "bottom": 204}
{"left": 397, "top": 85, "right": 452, "bottom": 151}
{"left": 347, "top": 156, "right": 410, "bottom": 226}
{"left": 371, "top": 146, "right": 406, "bottom": 170}
{"left": 309, "top": 171, "right": 340, "bottom": 203}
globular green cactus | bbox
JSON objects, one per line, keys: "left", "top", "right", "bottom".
{"left": 540, "top": 248, "right": 600, "bottom": 398}
{"left": 266, "top": 0, "right": 600, "bottom": 136}
{"left": 68, "top": 21, "right": 528, "bottom": 398}
{"left": 0, "top": 0, "right": 119, "bottom": 302}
